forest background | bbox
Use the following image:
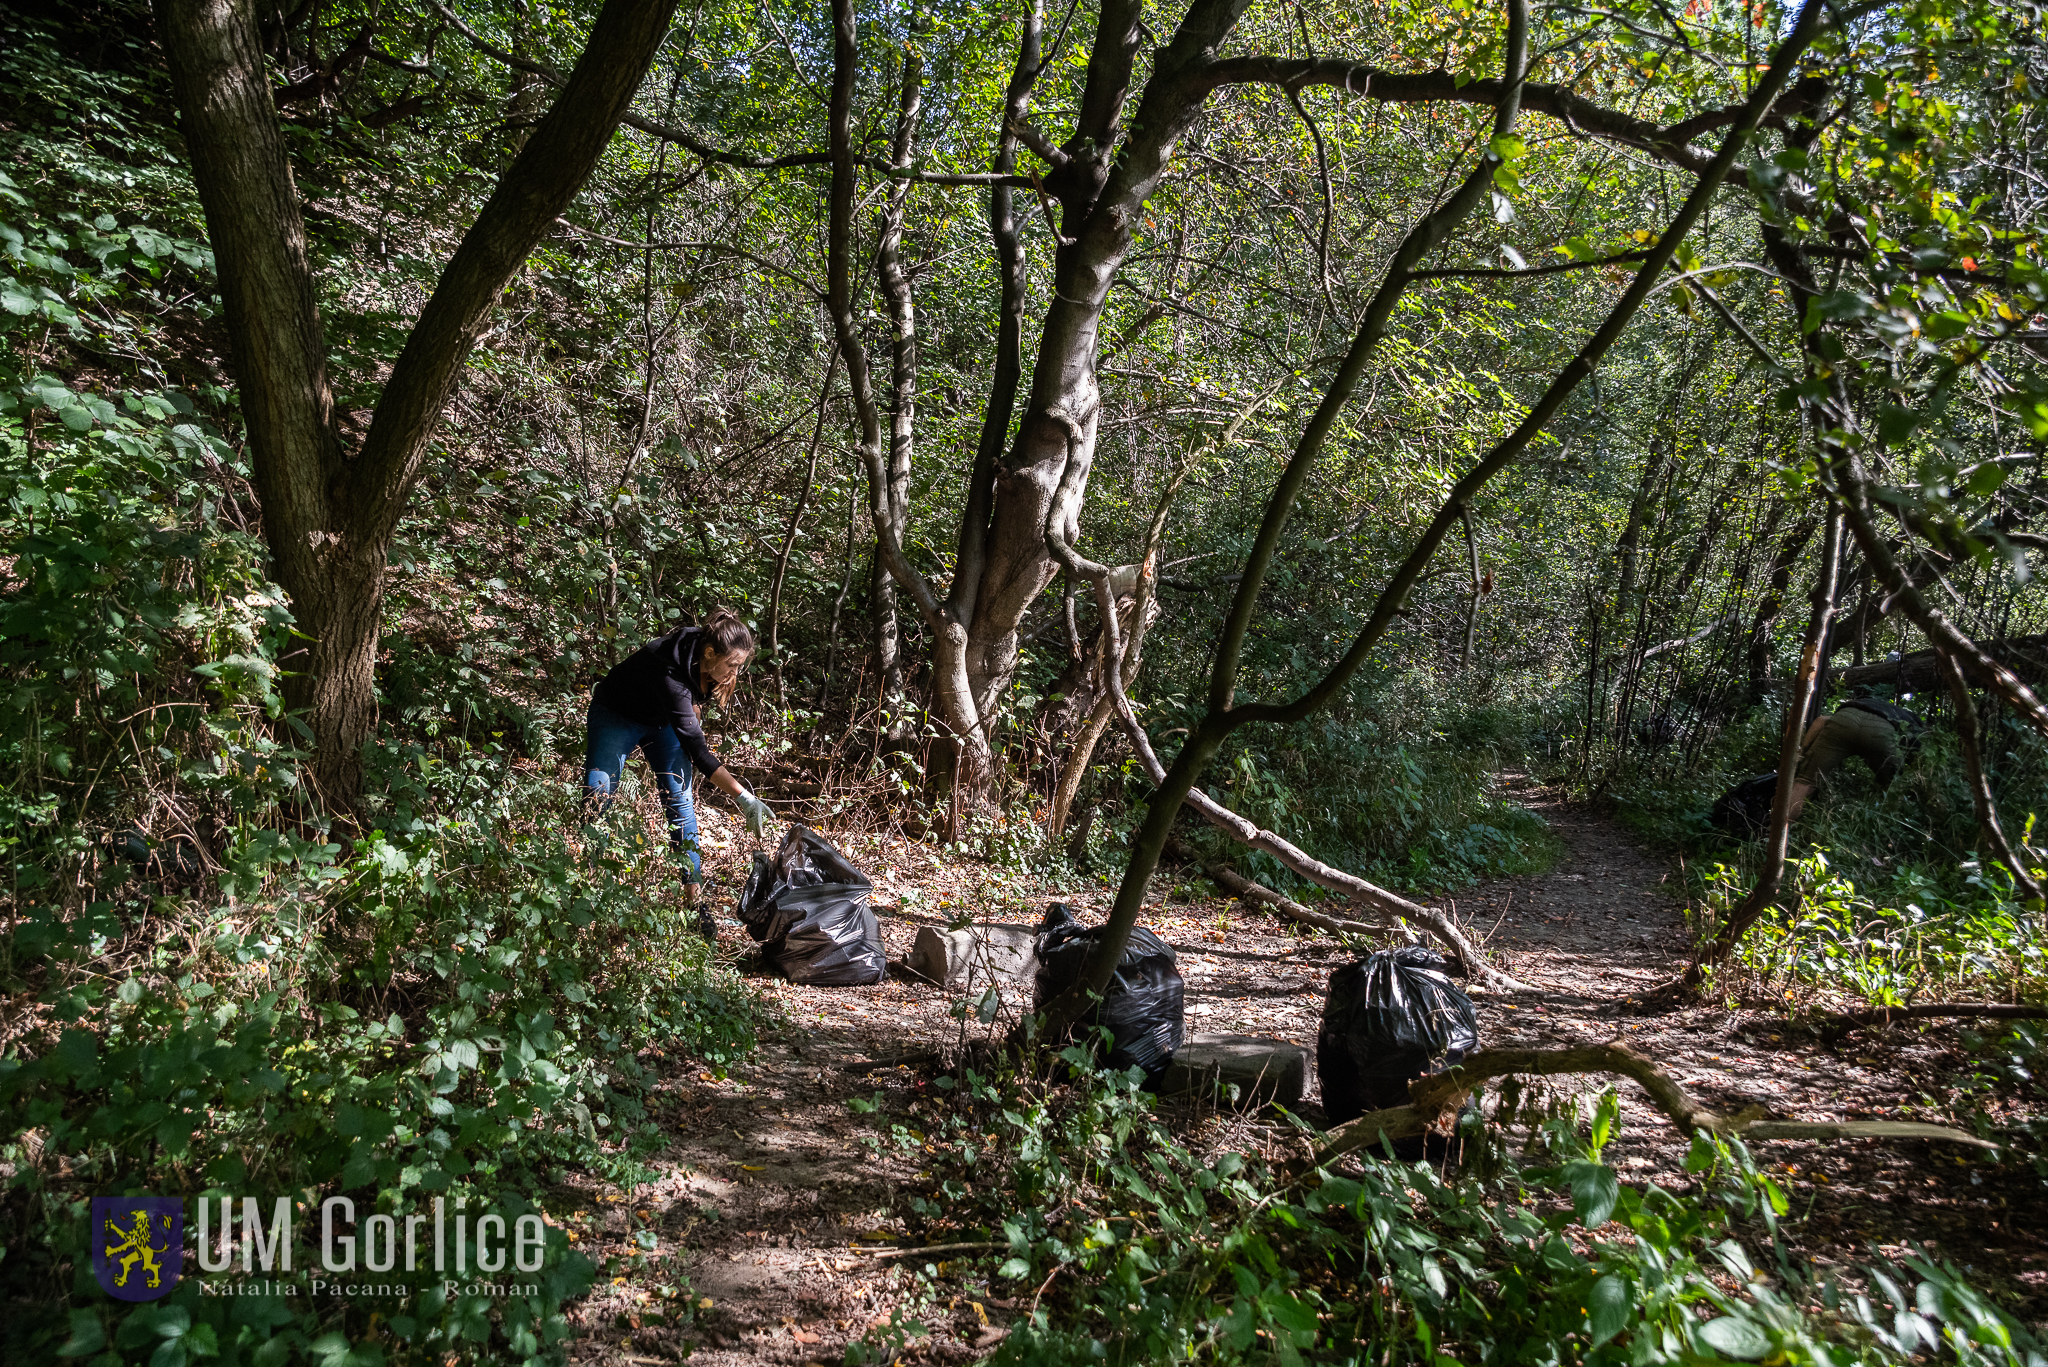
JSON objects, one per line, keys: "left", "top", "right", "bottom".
{"left": 4, "top": 0, "right": 2048, "bottom": 1361}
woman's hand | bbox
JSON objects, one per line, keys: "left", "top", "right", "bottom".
{"left": 734, "top": 789, "right": 773, "bottom": 837}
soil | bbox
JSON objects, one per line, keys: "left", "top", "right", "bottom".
{"left": 563, "top": 787, "right": 2048, "bottom": 1365}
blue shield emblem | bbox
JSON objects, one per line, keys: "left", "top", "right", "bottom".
{"left": 93, "top": 1196, "right": 181, "bottom": 1301}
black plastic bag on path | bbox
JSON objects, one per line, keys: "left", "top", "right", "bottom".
{"left": 1711, "top": 772, "right": 1779, "bottom": 839}
{"left": 1318, "top": 947, "right": 1480, "bottom": 1160}
{"left": 1033, "top": 903, "right": 1184, "bottom": 1083}
{"left": 736, "top": 825, "right": 886, "bottom": 986}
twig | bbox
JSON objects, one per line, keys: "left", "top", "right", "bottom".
{"left": 1482, "top": 892, "right": 1514, "bottom": 944}
{"left": 1029, "top": 1262, "right": 1063, "bottom": 1316}
{"left": 849, "top": 1240, "right": 1006, "bottom": 1260}
{"left": 1286, "top": 1037, "right": 1994, "bottom": 1180}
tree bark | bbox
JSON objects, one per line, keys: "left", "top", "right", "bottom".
{"left": 872, "top": 49, "right": 923, "bottom": 745}
{"left": 1935, "top": 648, "right": 2046, "bottom": 907}
{"left": 156, "top": 0, "right": 680, "bottom": 811}
{"left": 1684, "top": 503, "right": 1843, "bottom": 982}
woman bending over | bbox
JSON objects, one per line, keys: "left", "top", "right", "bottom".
{"left": 583, "top": 609, "right": 774, "bottom": 939}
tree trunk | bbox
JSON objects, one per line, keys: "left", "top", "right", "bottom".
{"left": 1042, "top": 0, "right": 1827, "bottom": 1033}
{"left": 873, "top": 49, "right": 923, "bottom": 746}
{"left": 1687, "top": 503, "right": 1843, "bottom": 980}
{"left": 1744, "top": 512, "right": 1819, "bottom": 704}
{"left": 156, "top": 0, "right": 680, "bottom": 812}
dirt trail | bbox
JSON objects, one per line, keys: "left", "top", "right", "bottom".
{"left": 564, "top": 796, "right": 2047, "bottom": 1364}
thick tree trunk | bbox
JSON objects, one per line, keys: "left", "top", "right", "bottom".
{"left": 157, "top": 0, "right": 680, "bottom": 811}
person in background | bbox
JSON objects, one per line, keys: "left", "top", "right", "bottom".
{"left": 583, "top": 608, "right": 774, "bottom": 940}
{"left": 1784, "top": 689, "right": 1924, "bottom": 822}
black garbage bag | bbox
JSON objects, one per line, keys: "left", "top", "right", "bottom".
{"left": 1318, "top": 947, "right": 1480, "bottom": 1159}
{"left": 1033, "top": 903, "right": 1184, "bottom": 1082}
{"left": 1711, "top": 772, "right": 1779, "bottom": 838}
{"left": 736, "top": 825, "right": 886, "bottom": 986}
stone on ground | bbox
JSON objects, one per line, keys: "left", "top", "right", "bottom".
{"left": 906, "top": 923, "right": 1038, "bottom": 992}
{"left": 1158, "top": 1033, "right": 1308, "bottom": 1109}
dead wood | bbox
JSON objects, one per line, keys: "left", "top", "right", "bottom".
{"left": 1838, "top": 634, "right": 2048, "bottom": 694}
{"left": 1806, "top": 1002, "right": 2048, "bottom": 1042}
{"left": 1289, "top": 1038, "right": 1993, "bottom": 1179}
{"left": 1165, "top": 835, "right": 1413, "bottom": 942}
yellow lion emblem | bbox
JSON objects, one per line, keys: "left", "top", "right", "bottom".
{"left": 102, "top": 1209, "right": 170, "bottom": 1290}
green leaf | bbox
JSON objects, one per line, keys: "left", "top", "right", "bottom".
{"left": 1966, "top": 463, "right": 2008, "bottom": 496}
{"left": 1697, "top": 1315, "right": 1773, "bottom": 1360}
{"left": 1264, "top": 1291, "right": 1320, "bottom": 1336}
{"left": 1564, "top": 1160, "right": 1620, "bottom": 1228}
{"left": 1877, "top": 406, "right": 1921, "bottom": 446}
{"left": 56, "top": 1310, "right": 104, "bottom": 1357}
{"left": 1586, "top": 1273, "right": 1631, "bottom": 1347}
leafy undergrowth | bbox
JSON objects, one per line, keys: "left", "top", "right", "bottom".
{"left": 1695, "top": 852, "right": 2048, "bottom": 1011}
{"left": 852, "top": 1053, "right": 2048, "bottom": 1367}
{"left": 1, "top": 759, "right": 764, "bottom": 1365}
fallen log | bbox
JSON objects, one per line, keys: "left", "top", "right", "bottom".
{"left": 1165, "top": 835, "right": 1415, "bottom": 943}
{"left": 1288, "top": 1038, "right": 1992, "bottom": 1179}
{"left": 1838, "top": 634, "right": 2048, "bottom": 694}
{"left": 1807, "top": 1002, "right": 2048, "bottom": 1042}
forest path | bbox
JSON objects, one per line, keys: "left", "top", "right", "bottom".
{"left": 565, "top": 798, "right": 2047, "bottom": 1364}
{"left": 1453, "top": 786, "right": 2046, "bottom": 1316}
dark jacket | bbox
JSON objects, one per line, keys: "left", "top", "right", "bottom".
{"left": 592, "top": 627, "right": 722, "bottom": 776}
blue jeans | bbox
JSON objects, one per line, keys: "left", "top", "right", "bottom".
{"left": 582, "top": 699, "right": 700, "bottom": 883}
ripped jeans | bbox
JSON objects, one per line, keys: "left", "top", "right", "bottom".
{"left": 581, "top": 698, "right": 700, "bottom": 883}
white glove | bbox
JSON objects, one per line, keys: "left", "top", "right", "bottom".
{"left": 734, "top": 789, "right": 773, "bottom": 838}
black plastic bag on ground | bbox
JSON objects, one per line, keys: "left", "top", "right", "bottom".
{"left": 1033, "top": 903, "right": 1184, "bottom": 1083}
{"left": 1318, "top": 947, "right": 1480, "bottom": 1159}
{"left": 1711, "top": 772, "right": 1779, "bottom": 838}
{"left": 736, "top": 825, "right": 886, "bottom": 986}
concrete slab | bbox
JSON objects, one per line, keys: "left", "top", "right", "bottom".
{"left": 905, "top": 923, "right": 1038, "bottom": 993}
{"left": 1158, "top": 1033, "right": 1309, "bottom": 1109}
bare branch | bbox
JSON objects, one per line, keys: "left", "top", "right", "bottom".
{"left": 1293, "top": 1040, "right": 1995, "bottom": 1179}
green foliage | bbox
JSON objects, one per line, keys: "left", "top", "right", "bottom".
{"left": 865, "top": 1056, "right": 2043, "bottom": 1367}
{"left": 0, "top": 19, "right": 763, "bottom": 1361}
{"left": 1175, "top": 686, "right": 1561, "bottom": 895}
{"left": 1700, "top": 851, "right": 2048, "bottom": 1006}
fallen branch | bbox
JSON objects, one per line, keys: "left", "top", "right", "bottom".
{"left": 849, "top": 1240, "right": 1006, "bottom": 1259}
{"left": 1837, "top": 634, "right": 2048, "bottom": 694}
{"left": 840, "top": 1052, "right": 943, "bottom": 1074}
{"left": 1807, "top": 1002, "right": 2048, "bottom": 1042}
{"left": 1289, "top": 1038, "right": 1992, "bottom": 1178}
{"left": 1165, "top": 835, "right": 1415, "bottom": 943}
